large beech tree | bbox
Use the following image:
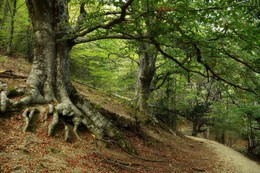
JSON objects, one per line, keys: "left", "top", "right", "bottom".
{"left": 0, "top": 0, "right": 141, "bottom": 153}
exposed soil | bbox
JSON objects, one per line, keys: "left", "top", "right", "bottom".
{"left": 0, "top": 55, "right": 259, "bottom": 173}
{"left": 187, "top": 136, "right": 260, "bottom": 173}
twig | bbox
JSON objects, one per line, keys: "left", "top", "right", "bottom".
{"left": 94, "top": 146, "right": 140, "bottom": 170}
{"left": 192, "top": 167, "right": 206, "bottom": 172}
{"left": 98, "top": 138, "right": 167, "bottom": 163}
{"left": 0, "top": 70, "right": 27, "bottom": 79}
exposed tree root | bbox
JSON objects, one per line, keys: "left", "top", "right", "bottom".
{"left": 1, "top": 90, "right": 8, "bottom": 112}
{"left": 64, "top": 122, "right": 70, "bottom": 141}
{"left": 48, "top": 111, "right": 59, "bottom": 136}
{"left": 95, "top": 149, "right": 140, "bottom": 170}
{"left": 22, "top": 108, "right": 38, "bottom": 132}
{"left": 0, "top": 82, "right": 137, "bottom": 154}
{"left": 0, "top": 84, "right": 45, "bottom": 113}
{"left": 94, "top": 142, "right": 146, "bottom": 171}
{"left": 72, "top": 93, "right": 137, "bottom": 154}
{"left": 45, "top": 104, "right": 54, "bottom": 120}
{"left": 98, "top": 138, "right": 166, "bottom": 163}
{"left": 72, "top": 116, "right": 81, "bottom": 140}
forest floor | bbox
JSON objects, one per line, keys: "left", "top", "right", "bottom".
{"left": 0, "top": 55, "right": 260, "bottom": 173}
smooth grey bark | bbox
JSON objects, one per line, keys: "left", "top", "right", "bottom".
{"left": 136, "top": 1, "right": 157, "bottom": 119}
{"left": 137, "top": 42, "right": 156, "bottom": 117}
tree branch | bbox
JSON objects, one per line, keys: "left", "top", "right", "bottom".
{"left": 72, "top": 0, "right": 134, "bottom": 40}
{"left": 73, "top": 34, "right": 147, "bottom": 45}
{"left": 189, "top": 1, "right": 255, "bottom": 12}
{"left": 221, "top": 48, "right": 259, "bottom": 73}
{"left": 102, "top": 0, "right": 133, "bottom": 29}
{"left": 232, "top": 29, "right": 260, "bottom": 49}
{"left": 94, "top": 42, "right": 140, "bottom": 66}
{"left": 151, "top": 72, "right": 171, "bottom": 91}
{"left": 193, "top": 43, "right": 256, "bottom": 93}
{"left": 150, "top": 38, "right": 207, "bottom": 78}
{"left": 155, "top": 61, "right": 168, "bottom": 69}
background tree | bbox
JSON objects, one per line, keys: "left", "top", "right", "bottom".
{"left": 70, "top": 39, "right": 137, "bottom": 95}
{"left": 6, "top": 0, "right": 17, "bottom": 55}
{"left": 0, "top": 0, "right": 32, "bottom": 58}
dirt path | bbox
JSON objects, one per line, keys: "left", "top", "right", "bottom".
{"left": 187, "top": 136, "right": 260, "bottom": 173}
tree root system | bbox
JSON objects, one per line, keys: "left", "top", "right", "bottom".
{"left": 0, "top": 82, "right": 137, "bottom": 154}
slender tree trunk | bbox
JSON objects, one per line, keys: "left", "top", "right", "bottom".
{"left": 192, "top": 120, "right": 199, "bottom": 136}
{"left": 0, "top": 0, "right": 9, "bottom": 29}
{"left": 25, "top": 25, "right": 33, "bottom": 62}
{"left": 168, "top": 78, "right": 177, "bottom": 130}
{"left": 6, "top": 0, "right": 17, "bottom": 55}
{"left": 215, "top": 129, "right": 225, "bottom": 144}
{"left": 136, "top": 0, "right": 157, "bottom": 120}
{"left": 137, "top": 42, "right": 156, "bottom": 118}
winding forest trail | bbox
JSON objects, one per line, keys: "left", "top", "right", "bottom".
{"left": 187, "top": 136, "right": 260, "bottom": 173}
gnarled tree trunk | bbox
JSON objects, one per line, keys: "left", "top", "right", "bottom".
{"left": 26, "top": 0, "right": 73, "bottom": 102}
{"left": 0, "top": 0, "right": 136, "bottom": 154}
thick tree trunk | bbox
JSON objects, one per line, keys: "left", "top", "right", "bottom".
{"left": 26, "top": 0, "right": 72, "bottom": 101}
{"left": 137, "top": 43, "right": 156, "bottom": 118}
{"left": 20, "top": 0, "right": 136, "bottom": 153}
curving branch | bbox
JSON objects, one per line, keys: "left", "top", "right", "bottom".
{"left": 151, "top": 72, "right": 171, "bottom": 91}
{"left": 222, "top": 48, "right": 260, "bottom": 74}
{"left": 73, "top": 34, "right": 147, "bottom": 45}
{"left": 94, "top": 42, "right": 140, "bottom": 65}
{"left": 72, "top": 0, "right": 134, "bottom": 40}
{"left": 193, "top": 43, "right": 256, "bottom": 93}
{"left": 151, "top": 35, "right": 256, "bottom": 94}
{"left": 150, "top": 38, "right": 207, "bottom": 78}
{"left": 232, "top": 29, "right": 260, "bottom": 49}
{"left": 102, "top": 0, "right": 133, "bottom": 29}
{"left": 175, "top": 24, "right": 257, "bottom": 94}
